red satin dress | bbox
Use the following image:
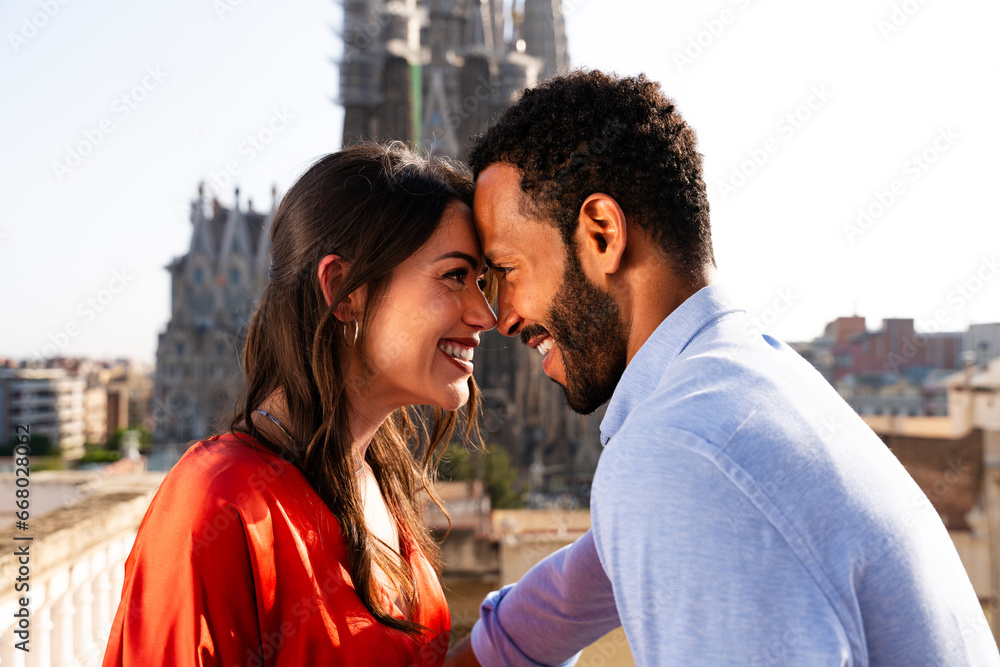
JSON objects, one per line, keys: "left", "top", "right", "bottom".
{"left": 102, "top": 432, "right": 450, "bottom": 666}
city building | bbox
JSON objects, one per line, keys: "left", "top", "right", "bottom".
{"left": 83, "top": 383, "right": 108, "bottom": 445}
{"left": 105, "top": 372, "right": 154, "bottom": 438}
{"left": 828, "top": 317, "right": 963, "bottom": 382}
{"left": 153, "top": 188, "right": 275, "bottom": 445}
{"left": 79, "top": 359, "right": 155, "bottom": 441}
{"left": 968, "top": 323, "right": 1000, "bottom": 369}
{"left": 948, "top": 356, "right": 1000, "bottom": 435}
{"left": 0, "top": 367, "right": 86, "bottom": 457}
{"left": 0, "top": 358, "right": 155, "bottom": 450}
{"left": 837, "top": 374, "right": 926, "bottom": 417}
{"left": 792, "top": 316, "right": 987, "bottom": 417}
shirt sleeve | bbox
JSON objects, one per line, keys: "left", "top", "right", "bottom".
{"left": 470, "top": 529, "right": 621, "bottom": 666}
{"left": 102, "top": 464, "right": 265, "bottom": 666}
{"left": 591, "top": 438, "right": 853, "bottom": 666}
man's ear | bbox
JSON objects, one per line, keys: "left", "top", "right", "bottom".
{"left": 575, "top": 193, "right": 627, "bottom": 276}
{"left": 317, "top": 254, "right": 356, "bottom": 321}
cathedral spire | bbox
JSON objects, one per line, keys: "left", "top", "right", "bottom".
{"left": 522, "top": 0, "right": 569, "bottom": 80}
{"left": 338, "top": 0, "right": 570, "bottom": 158}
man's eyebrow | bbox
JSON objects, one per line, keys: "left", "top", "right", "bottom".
{"left": 434, "top": 251, "right": 482, "bottom": 269}
{"left": 484, "top": 248, "right": 516, "bottom": 268}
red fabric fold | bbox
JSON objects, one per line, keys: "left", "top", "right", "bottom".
{"left": 102, "top": 433, "right": 450, "bottom": 666}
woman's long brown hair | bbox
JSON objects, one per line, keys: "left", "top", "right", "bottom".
{"left": 229, "top": 141, "right": 485, "bottom": 636}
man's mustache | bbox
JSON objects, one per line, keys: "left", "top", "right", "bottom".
{"left": 519, "top": 324, "right": 550, "bottom": 347}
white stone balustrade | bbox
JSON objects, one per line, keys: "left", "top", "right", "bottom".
{"left": 0, "top": 474, "right": 162, "bottom": 666}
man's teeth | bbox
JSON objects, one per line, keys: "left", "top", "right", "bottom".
{"left": 537, "top": 338, "right": 554, "bottom": 356}
{"left": 439, "top": 342, "right": 474, "bottom": 362}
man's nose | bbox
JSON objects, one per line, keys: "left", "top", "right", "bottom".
{"left": 496, "top": 283, "right": 522, "bottom": 337}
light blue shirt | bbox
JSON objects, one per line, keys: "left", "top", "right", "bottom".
{"left": 471, "top": 284, "right": 998, "bottom": 666}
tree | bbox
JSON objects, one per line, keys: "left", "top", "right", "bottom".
{"left": 482, "top": 445, "right": 523, "bottom": 509}
{"left": 107, "top": 427, "right": 152, "bottom": 452}
{"left": 435, "top": 443, "right": 523, "bottom": 509}
{"left": 436, "top": 443, "right": 472, "bottom": 481}
{"left": 3, "top": 433, "right": 55, "bottom": 457}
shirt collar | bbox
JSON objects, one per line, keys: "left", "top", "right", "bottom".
{"left": 599, "top": 283, "right": 743, "bottom": 446}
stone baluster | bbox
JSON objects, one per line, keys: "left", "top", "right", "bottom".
{"left": 48, "top": 567, "right": 77, "bottom": 667}
{"left": 26, "top": 600, "right": 53, "bottom": 667}
{"left": 0, "top": 620, "right": 27, "bottom": 667}
{"left": 0, "top": 476, "right": 162, "bottom": 666}
{"left": 72, "top": 557, "right": 97, "bottom": 664}
{"left": 92, "top": 548, "right": 112, "bottom": 641}
{"left": 108, "top": 536, "right": 129, "bottom": 609}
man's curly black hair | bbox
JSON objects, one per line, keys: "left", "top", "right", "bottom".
{"left": 468, "top": 69, "right": 715, "bottom": 283}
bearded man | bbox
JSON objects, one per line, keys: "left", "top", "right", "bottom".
{"left": 444, "top": 70, "right": 997, "bottom": 666}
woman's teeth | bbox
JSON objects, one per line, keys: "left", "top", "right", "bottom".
{"left": 439, "top": 342, "right": 474, "bottom": 362}
{"left": 537, "top": 337, "right": 554, "bottom": 356}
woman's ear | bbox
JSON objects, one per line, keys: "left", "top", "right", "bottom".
{"left": 317, "top": 255, "right": 351, "bottom": 316}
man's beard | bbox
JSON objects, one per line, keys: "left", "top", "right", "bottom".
{"left": 521, "top": 250, "right": 628, "bottom": 415}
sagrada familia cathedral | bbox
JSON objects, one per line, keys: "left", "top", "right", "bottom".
{"left": 153, "top": 188, "right": 274, "bottom": 445}
{"left": 155, "top": 0, "right": 603, "bottom": 499}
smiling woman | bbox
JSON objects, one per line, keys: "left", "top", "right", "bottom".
{"left": 356, "top": 202, "right": 494, "bottom": 413}
{"left": 102, "top": 142, "right": 496, "bottom": 666}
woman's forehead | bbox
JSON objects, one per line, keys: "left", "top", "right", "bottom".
{"left": 423, "top": 202, "right": 482, "bottom": 259}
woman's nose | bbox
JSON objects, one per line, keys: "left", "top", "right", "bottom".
{"left": 466, "top": 287, "right": 497, "bottom": 332}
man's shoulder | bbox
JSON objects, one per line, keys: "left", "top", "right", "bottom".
{"left": 620, "top": 321, "right": 826, "bottom": 451}
{"left": 602, "top": 321, "right": 884, "bottom": 512}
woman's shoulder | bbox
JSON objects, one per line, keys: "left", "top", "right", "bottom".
{"left": 161, "top": 432, "right": 303, "bottom": 507}
{"left": 177, "top": 431, "right": 284, "bottom": 469}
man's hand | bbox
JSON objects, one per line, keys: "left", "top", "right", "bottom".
{"left": 443, "top": 635, "right": 482, "bottom": 667}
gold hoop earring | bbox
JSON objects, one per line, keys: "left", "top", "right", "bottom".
{"left": 343, "top": 317, "right": 358, "bottom": 348}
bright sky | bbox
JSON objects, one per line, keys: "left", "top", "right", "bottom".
{"left": 1, "top": 0, "right": 997, "bottom": 364}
